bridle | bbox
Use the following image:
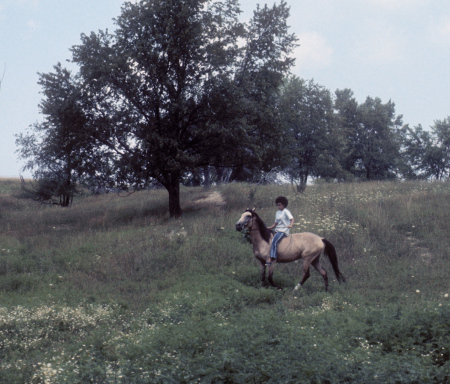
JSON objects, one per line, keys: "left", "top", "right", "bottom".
{"left": 241, "top": 213, "right": 259, "bottom": 232}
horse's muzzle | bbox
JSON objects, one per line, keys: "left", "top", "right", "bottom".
{"left": 235, "top": 223, "right": 243, "bottom": 231}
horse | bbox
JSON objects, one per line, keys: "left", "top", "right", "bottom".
{"left": 235, "top": 208, "right": 345, "bottom": 291}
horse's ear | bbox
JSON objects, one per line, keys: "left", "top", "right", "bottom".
{"left": 252, "top": 207, "right": 256, "bottom": 212}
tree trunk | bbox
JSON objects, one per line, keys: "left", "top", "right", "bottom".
{"left": 366, "top": 162, "right": 371, "bottom": 180}
{"left": 291, "top": 170, "right": 308, "bottom": 194}
{"left": 165, "top": 172, "right": 183, "bottom": 218}
{"left": 60, "top": 194, "right": 71, "bottom": 207}
{"left": 203, "top": 166, "right": 210, "bottom": 189}
{"left": 60, "top": 177, "right": 72, "bottom": 207}
{"left": 191, "top": 169, "right": 202, "bottom": 186}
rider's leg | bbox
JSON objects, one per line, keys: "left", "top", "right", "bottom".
{"left": 266, "top": 232, "right": 285, "bottom": 265}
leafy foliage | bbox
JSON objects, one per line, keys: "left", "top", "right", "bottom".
{"left": 280, "top": 76, "right": 348, "bottom": 192}
{"left": 15, "top": 64, "right": 89, "bottom": 206}
{"left": 401, "top": 118, "right": 450, "bottom": 180}
{"left": 69, "top": 0, "right": 296, "bottom": 217}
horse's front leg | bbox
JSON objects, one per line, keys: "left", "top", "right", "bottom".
{"left": 259, "top": 261, "right": 268, "bottom": 286}
{"left": 267, "top": 260, "right": 282, "bottom": 290}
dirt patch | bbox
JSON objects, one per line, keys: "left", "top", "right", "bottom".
{"left": 404, "top": 232, "right": 432, "bottom": 264}
{"left": 193, "top": 191, "right": 226, "bottom": 207}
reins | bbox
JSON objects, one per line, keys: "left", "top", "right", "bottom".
{"left": 243, "top": 218, "right": 260, "bottom": 231}
{"left": 246, "top": 212, "right": 295, "bottom": 250}
{"left": 245, "top": 213, "right": 272, "bottom": 243}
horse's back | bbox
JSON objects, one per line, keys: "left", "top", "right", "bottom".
{"left": 276, "top": 232, "right": 324, "bottom": 262}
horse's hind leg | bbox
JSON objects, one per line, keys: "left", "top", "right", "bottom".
{"left": 312, "top": 257, "right": 328, "bottom": 292}
{"left": 294, "top": 261, "right": 311, "bottom": 291}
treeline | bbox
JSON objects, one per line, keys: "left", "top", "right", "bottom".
{"left": 15, "top": 0, "right": 450, "bottom": 216}
{"left": 278, "top": 78, "right": 450, "bottom": 192}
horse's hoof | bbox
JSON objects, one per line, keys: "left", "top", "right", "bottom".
{"left": 293, "top": 284, "right": 302, "bottom": 291}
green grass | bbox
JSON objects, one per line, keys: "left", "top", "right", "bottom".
{"left": 0, "top": 180, "right": 449, "bottom": 383}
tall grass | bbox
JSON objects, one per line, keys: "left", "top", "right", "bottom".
{"left": 0, "top": 179, "right": 449, "bottom": 383}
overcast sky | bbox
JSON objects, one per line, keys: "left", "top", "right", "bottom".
{"left": 1, "top": 0, "right": 449, "bottom": 177}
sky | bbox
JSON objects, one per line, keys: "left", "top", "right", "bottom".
{"left": 1, "top": 0, "right": 449, "bottom": 178}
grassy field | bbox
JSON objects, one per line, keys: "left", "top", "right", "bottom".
{"left": 0, "top": 178, "right": 449, "bottom": 383}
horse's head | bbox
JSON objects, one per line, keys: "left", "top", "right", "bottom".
{"left": 235, "top": 208, "right": 255, "bottom": 231}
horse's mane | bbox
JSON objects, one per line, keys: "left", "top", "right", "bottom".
{"left": 246, "top": 209, "right": 272, "bottom": 243}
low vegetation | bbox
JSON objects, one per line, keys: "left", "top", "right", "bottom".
{"left": 0, "top": 179, "right": 449, "bottom": 383}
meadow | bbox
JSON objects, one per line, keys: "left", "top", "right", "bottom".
{"left": 0, "top": 178, "right": 449, "bottom": 383}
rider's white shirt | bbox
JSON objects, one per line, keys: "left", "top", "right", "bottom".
{"left": 275, "top": 208, "right": 293, "bottom": 235}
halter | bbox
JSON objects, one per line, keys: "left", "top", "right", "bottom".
{"left": 242, "top": 211, "right": 255, "bottom": 229}
{"left": 237, "top": 209, "right": 273, "bottom": 244}
{"left": 242, "top": 212, "right": 263, "bottom": 232}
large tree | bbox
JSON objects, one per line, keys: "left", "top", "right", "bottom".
{"left": 70, "top": 0, "right": 296, "bottom": 217}
{"left": 345, "top": 96, "right": 403, "bottom": 180}
{"left": 279, "top": 76, "right": 346, "bottom": 192}
{"left": 334, "top": 88, "right": 359, "bottom": 176}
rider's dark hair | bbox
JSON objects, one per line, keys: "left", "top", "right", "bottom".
{"left": 275, "top": 196, "right": 288, "bottom": 208}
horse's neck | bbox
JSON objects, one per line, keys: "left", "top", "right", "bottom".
{"left": 250, "top": 219, "right": 271, "bottom": 246}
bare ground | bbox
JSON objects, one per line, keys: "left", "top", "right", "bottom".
{"left": 192, "top": 191, "right": 226, "bottom": 207}
{"left": 404, "top": 232, "right": 433, "bottom": 264}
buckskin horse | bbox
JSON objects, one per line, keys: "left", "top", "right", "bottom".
{"left": 235, "top": 208, "right": 345, "bottom": 291}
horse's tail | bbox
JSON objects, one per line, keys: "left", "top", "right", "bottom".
{"left": 322, "top": 238, "right": 346, "bottom": 283}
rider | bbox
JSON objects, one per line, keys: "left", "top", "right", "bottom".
{"left": 266, "top": 196, "right": 294, "bottom": 265}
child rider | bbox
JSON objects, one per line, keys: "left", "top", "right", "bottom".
{"left": 266, "top": 196, "right": 294, "bottom": 265}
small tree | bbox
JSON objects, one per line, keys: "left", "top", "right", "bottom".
{"left": 15, "top": 64, "right": 90, "bottom": 206}
{"left": 401, "top": 119, "right": 450, "bottom": 180}
{"left": 19, "top": 173, "right": 75, "bottom": 205}
{"left": 431, "top": 117, "right": 450, "bottom": 179}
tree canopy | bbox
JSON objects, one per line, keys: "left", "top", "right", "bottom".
{"left": 279, "top": 76, "right": 344, "bottom": 192}
{"left": 16, "top": 0, "right": 450, "bottom": 213}
{"left": 69, "top": 0, "right": 296, "bottom": 216}
{"left": 400, "top": 118, "right": 450, "bottom": 180}
{"left": 15, "top": 64, "right": 91, "bottom": 206}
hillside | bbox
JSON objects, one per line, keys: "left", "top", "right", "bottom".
{"left": 0, "top": 179, "right": 449, "bottom": 383}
